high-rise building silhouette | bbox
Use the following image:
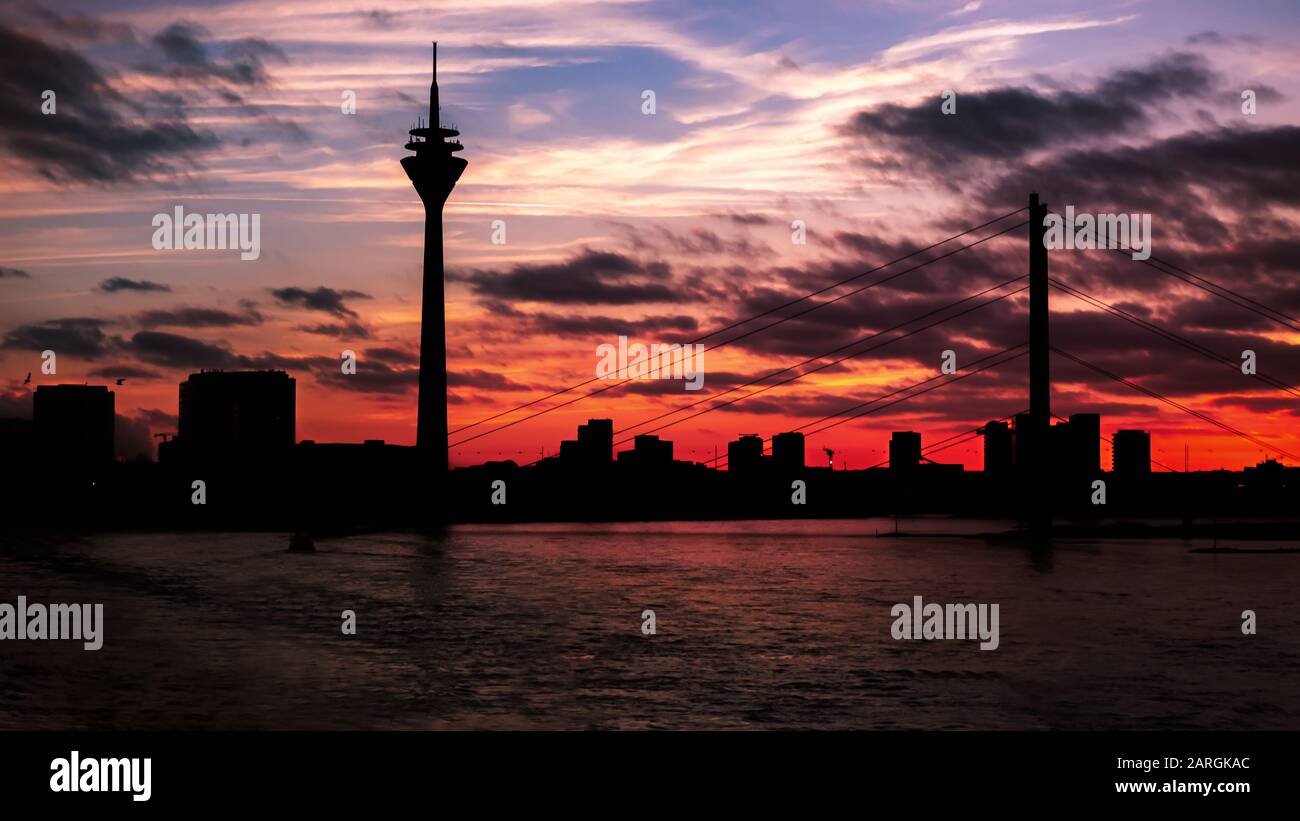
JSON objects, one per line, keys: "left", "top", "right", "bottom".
{"left": 1065, "top": 413, "right": 1101, "bottom": 476}
{"left": 402, "top": 42, "right": 466, "bottom": 473}
{"left": 889, "top": 431, "right": 922, "bottom": 471}
{"left": 1112, "top": 429, "right": 1152, "bottom": 475}
{"left": 578, "top": 419, "right": 613, "bottom": 464}
{"left": 979, "top": 419, "right": 1013, "bottom": 474}
{"left": 34, "top": 384, "right": 114, "bottom": 467}
{"left": 728, "top": 434, "right": 764, "bottom": 474}
{"left": 772, "top": 431, "right": 805, "bottom": 471}
{"left": 169, "top": 370, "right": 295, "bottom": 463}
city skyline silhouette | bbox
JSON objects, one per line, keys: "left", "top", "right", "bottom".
{"left": 3, "top": 9, "right": 1298, "bottom": 476}
{"left": 3, "top": 36, "right": 1299, "bottom": 529}
{"left": 6, "top": 208, "right": 1299, "bottom": 528}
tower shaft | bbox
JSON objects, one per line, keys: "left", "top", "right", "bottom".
{"left": 416, "top": 204, "right": 449, "bottom": 468}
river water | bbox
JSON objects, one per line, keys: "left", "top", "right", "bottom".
{"left": 1, "top": 520, "right": 1296, "bottom": 730}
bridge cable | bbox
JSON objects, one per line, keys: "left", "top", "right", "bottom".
{"left": 1051, "top": 346, "right": 1300, "bottom": 463}
{"left": 610, "top": 277, "right": 1029, "bottom": 445}
{"left": 710, "top": 345, "right": 1029, "bottom": 470}
{"left": 1049, "top": 278, "right": 1300, "bottom": 399}
{"left": 449, "top": 217, "right": 1029, "bottom": 448}
{"left": 449, "top": 207, "right": 1027, "bottom": 437}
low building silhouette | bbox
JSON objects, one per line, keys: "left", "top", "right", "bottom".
{"left": 578, "top": 419, "right": 613, "bottom": 463}
{"left": 617, "top": 433, "right": 673, "bottom": 468}
{"left": 1066, "top": 413, "right": 1101, "bottom": 476}
{"left": 889, "top": 431, "right": 921, "bottom": 472}
{"left": 979, "top": 420, "right": 1013, "bottom": 474}
{"left": 34, "top": 384, "right": 114, "bottom": 469}
{"left": 1046, "top": 413, "right": 1101, "bottom": 480}
{"left": 560, "top": 418, "right": 613, "bottom": 466}
{"left": 772, "top": 432, "right": 805, "bottom": 472}
{"left": 728, "top": 434, "right": 764, "bottom": 474}
{"left": 1112, "top": 429, "right": 1152, "bottom": 475}
{"left": 0, "top": 417, "right": 35, "bottom": 465}
{"left": 1012, "top": 413, "right": 1037, "bottom": 475}
{"left": 164, "top": 370, "right": 295, "bottom": 465}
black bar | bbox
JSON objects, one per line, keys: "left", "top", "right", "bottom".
{"left": 0, "top": 731, "right": 1282, "bottom": 809}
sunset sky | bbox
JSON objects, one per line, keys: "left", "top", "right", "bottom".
{"left": 1, "top": 0, "right": 1298, "bottom": 470}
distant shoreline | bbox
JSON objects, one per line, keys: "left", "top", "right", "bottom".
{"left": 3, "top": 516, "right": 1298, "bottom": 543}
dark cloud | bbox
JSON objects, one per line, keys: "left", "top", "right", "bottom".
{"left": 100, "top": 277, "right": 171, "bottom": 293}
{"left": 271, "top": 286, "right": 372, "bottom": 318}
{"left": 614, "top": 241, "right": 1297, "bottom": 413}
{"left": 251, "top": 116, "right": 310, "bottom": 143}
{"left": 297, "top": 321, "right": 370, "bottom": 339}
{"left": 1092, "top": 52, "right": 1218, "bottom": 100}
{"left": 1185, "top": 31, "right": 1261, "bottom": 46}
{"left": 240, "top": 352, "right": 333, "bottom": 372}
{"left": 447, "top": 193, "right": 1293, "bottom": 419}
{"left": 138, "top": 408, "right": 179, "bottom": 427}
{"left": 976, "top": 125, "right": 1300, "bottom": 245}
{"left": 718, "top": 211, "right": 773, "bottom": 225}
{"left": 482, "top": 301, "right": 699, "bottom": 338}
{"left": 1209, "top": 395, "right": 1300, "bottom": 416}
{"left": 456, "top": 249, "right": 683, "bottom": 305}
{"left": 703, "top": 248, "right": 1014, "bottom": 360}
{"left": 360, "top": 10, "right": 397, "bottom": 28}
{"left": 366, "top": 347, "right": 419, "bottom": 366}
{"left": 0, "top": 23, "right": 217, "bottom": 183}
{"left": 1195, "top": 237, "right": 1300, "bottom": 280}
{"left": 1, "top": 317, "right": 112, "bottom": 358}
{"left": 122, "top": 331, "right": 241, "bottom": 369}
{"left": 28, "top": 7, "right": 137, "bottom": 43}
{"left": 147, "top": 22, "right": 287, "bottom": 87}
{"left": 844, "top": 53, "right": 1216, "bottom": 172}
{"left": 622, "top": 225, "right": 772, "bottom": 258}
{"left": 1165, "top": 286, "right": 1300, "bottom": 333}
{"left": 136, "top": 306, "right": 263, "bottom": 328}
{"left": 0, "top": 267, "right": 31, "bottom": 279}
{"left": 119, "top": 330, "right": 338, "bottom": 376}
{"left": 829, "top": 230, "right": 910, "bottom": 258}
{"left": 447, "top": 369, "right": 533, "bottom": 392}
{"left": 152, "top": 22, "right": 206, "bottom": 65}
{"left": 618, "top": 369, "right": 756, "bottom": 397}
{"left": 315, "top": 361, "right": 418, "bottom": 395}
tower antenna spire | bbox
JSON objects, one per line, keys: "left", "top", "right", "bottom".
{"left": 429, "top": 41, "right": 440, "bottom": 125}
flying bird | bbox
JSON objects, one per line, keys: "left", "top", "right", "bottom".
{"left": 115, "top": 378, "right": 126, "bottom": 386}
{"left": 23, "top": 372, "right": 31, "bottom": 385}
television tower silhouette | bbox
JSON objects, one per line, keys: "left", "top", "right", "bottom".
{"left": 402, "top": 42, "right": 466, "bottom": 474}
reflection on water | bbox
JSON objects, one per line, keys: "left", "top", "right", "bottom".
{"left": 1, "top": 519, "right": 1297, "bottom": 730}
